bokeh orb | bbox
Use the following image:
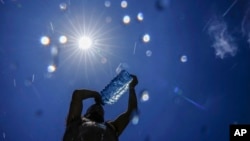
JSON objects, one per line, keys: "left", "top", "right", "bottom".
{"left": 137, "top": 12, "right": 144, "bottom": 22}
{"left": 47, "top": 65, "right": 56, "bottom": 73}
{"left": 141, "top": 90, "right": 150, "bottom": 102}
{"left": 59, "top": 3, "right": 67, "bottom": 11}
{"left": 123, "top": 15, "right": 131, "bottom": 24}
{"left": 59, "top": 35, "right": 67, "bottom": 44}
{"left": 132, "top": 115, "right": 139, "bottom": 125}
{"left": 104, "top": 1, "right": 111, "bottom": 7}
{"left": 181, "top": 55, "right": 188, "bottom": 63}
{"left": 40, "top": 36, "right": 50, "bottom": 46}
{"left": 146, "top": 50, "right": 152, "bottom": 57}
{"left": 121, "top": 0, "right": 128, "bottom": 8}
{"left": 51, "top": 46, "right": 58, "bottom": 56}
{"left": 142, "top": 34, "right": 150, "bottom": 43}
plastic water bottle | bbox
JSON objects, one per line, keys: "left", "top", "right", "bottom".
{"left": 100, "top": 70, "right": 133, "bottom": 105}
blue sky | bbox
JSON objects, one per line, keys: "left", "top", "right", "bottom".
{"left": 0, "top": 0, "right": 250, "bottom": 141}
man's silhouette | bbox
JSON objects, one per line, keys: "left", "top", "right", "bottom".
{"left": 63, "top": 75, "right": 138, "bottom": 141}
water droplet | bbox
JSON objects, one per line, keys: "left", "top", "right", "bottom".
{"left": 123, "top": 15, "right": 131, "bottom": 24}
{"left": 146, "top": 50, "right": 152, "bottom": 57}
{"left": 59, "top": 35, "right": 67, "bottom": 44}
{"left": 141, "top": 90, "right": 149, "bottom": 102}
{"left": 131, "top": 109, "right": 139, "bottom": 125}
{"left": 132, "top": 115, "right": 139, "bottom": 125}
{"left": 115, "top": 63, "right": 129, "bottom": 74}
{"left": 59, "top": 3, "right": 67, "bottom": 11}
{"left": 40, "top": 36, "right": 50, "bottom": 46}
{"left": 51, "top": 46, "right": 59, "bottom": 56}
{"left": 174, "top": 87, "right": 182, "bottom": 95}
{"left": 142, "top": 34, "right": 150, "bottom": 43}
{"left": 121, "top": 1, "right": 128, "bottom": 8}
{"left": 104, "top": 1, "right": 111, "bottom": 7}
{"left": 47, "top": 65, "right": 56, "bottom": 73}
{"left": 137, "top": 12, "right": 144, "bottom": 22}
{"left": 180, "top": 55, "right": 187, "bottom": 63}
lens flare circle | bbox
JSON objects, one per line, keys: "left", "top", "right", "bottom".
{"left": 47, "top": 65, "right": 56, "bottom": 73}
{"left": 123, "top": 15, "right": 131, "bottom": 24}
{"left": 40, "top": 36, "right": 50, "bottom": 46}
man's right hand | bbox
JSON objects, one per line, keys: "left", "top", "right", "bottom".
{"left": 129, "top": 75, "right": 138, "bottom": 88}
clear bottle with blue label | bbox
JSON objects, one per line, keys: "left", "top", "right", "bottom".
{"left": 100, "top": 70, "right": 132, "bottom": 105}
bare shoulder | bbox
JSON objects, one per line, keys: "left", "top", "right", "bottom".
{"left": 106, "top": 121, "right": 117, "bottom": 131}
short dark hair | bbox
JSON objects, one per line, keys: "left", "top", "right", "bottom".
{"left": 84, "top": 103, "right": 104, "bottom": 123}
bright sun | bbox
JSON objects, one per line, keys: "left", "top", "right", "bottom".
{"left": 58, "top": 6, "right": 118, "bottom": 79}
{"left": 78, "top": 36, "right": 93, "bottom": 50}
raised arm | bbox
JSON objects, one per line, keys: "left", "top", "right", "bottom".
{"left": 109, "top": 75, "right": 138, "bottom": 136}
{"left": 66, "top": 89, "right": 102, "bottom": 126}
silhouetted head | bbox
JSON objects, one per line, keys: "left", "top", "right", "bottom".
{"left": 84, "top": 103, "right": 104, "bottom": 123}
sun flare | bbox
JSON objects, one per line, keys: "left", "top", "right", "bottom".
{"left": 78, "top": 36, "right": 93, "bottom": 50}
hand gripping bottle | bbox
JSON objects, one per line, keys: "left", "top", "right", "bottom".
{"left": 100, "top": 70, "right": 133, "bottom": 105}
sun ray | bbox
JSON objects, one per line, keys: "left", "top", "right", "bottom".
{"left": 51, "top": 3, "right": 132, "bottom": 83}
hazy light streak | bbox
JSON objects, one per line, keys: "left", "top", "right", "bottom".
{"left": 174, "top": 87, "right": 205, "bottom": 110}
{"left": 50, "top": 22, "right": 54, "bottom": 33}
{"left": 133, "top": 42, "right": 137, "bottom": 54}
{"left": 202, "top": 18, "right": 212, "bottom": 32}
{"left": 222, "top": 0, "right": 238, "bottom": 17}
{"left": 181, "top": 95, "right": 206, "bottom": 110}
{"left": 32, "top": 74, "right": 35, "bottom": 82}
{"left": 116, "top": 63, "right": 122, "bottom": 74}
{"left": 31, "top": 85, "right": 41, "bottom": 99}
{"left": 13, "top": 79, "right": 16, "bottom": 87}
{"left": 3, "top": 132, "right": 5, "bottom": 139}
